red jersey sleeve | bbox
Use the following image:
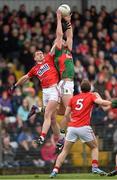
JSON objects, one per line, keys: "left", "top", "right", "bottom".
{"left": 45, "top": 53, "right": 54, "bottom": 62}
{"left": 47, "top": 52, "right": 53, "bottom": 57}
{"left": 91, "top": 93, "right": 97, "bottom": 102}
{"left": 27, "top": 67, "right": 35, "bottom": 78}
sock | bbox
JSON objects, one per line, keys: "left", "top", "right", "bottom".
{"left": 41, "top": 132, "right": 46, "bottom": 138}
{"left": 115, "top": 166, "right": 117, "bottom": 170}
{"left": 92, "top": 160, "right": 98, "bottom": 168}
{"left": 53, "top": 166, "right": 59, "bottom": 173}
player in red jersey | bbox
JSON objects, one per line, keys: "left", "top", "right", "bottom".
{"left": 10, "top": 50, "right": 60, "bottom": 143}
{"left": 50, "top": 79, "right": 117, "bottom": 178}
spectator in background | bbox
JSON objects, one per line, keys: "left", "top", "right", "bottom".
{"left": 11, "top": 87, "right": 23, "bottom": 115}
{"left": 17, "top": 126, "right": 43, "bottom": 166}
{"left": 111, "top": 52, "right": 117, "bottom": 70}
{"left": 0, "top": 24, "right": 11, "bottom": 58}
{"left": 0, "top": 79, "right": 4, "bottom": 96}
{"left": 40, "top": 135, "right": 57, "bottom": 166}
{"left": 19, "top": 40, "right": 35, "bottom": 73}
{"left": 2, "top": 134, "right": 17, "bottom": 167}
{"left": 0, "top": 90, "right": 13, "bottom": 121}
{"left": 74, "top": 60, "right": 87, "bottom": 94}
{"left": 87, "top": 65, "right": 96, "bottom": 82}
{"left": 103, "top": 111, "right": 117, "bottom": 150}
{"left": 94, "top": 73, "right": 106, "bottom": 98}
{"left": 105, "top": 76, "right": 117, "bottom": 100}
{"left": 24, "top": 87, "right": 42, "bottom": 110}
{"left": 17, "top": 98, "right": 29, "bottom": 128}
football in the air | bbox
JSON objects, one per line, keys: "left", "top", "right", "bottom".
{"left": 58, "top": 4, "right": 71, "bottom": 17}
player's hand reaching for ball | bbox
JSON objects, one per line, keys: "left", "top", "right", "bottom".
{"left": 56, "top": 10, "right": 62, "bottom": 20}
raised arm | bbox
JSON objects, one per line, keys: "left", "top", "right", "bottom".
{"left": 94, "top": 92, "right": 111, "bottom": 106}
{"left": 94, "top": 92, "right": 117, "bottom": 109}
{"left": 64, "top": 15, "right": 73, "bottom": 51}
{"left": 95, "top": 98, "right": 112, "bottom": 106}
{"left": 50, "top": 43, "right": 56, "bottom": 55}
{"left": 15, "top": 74, "right": 30, "bottom": 86}
{"left": 10, "top": 74, "right": 30, "bottom": 93}
{"left": 55, "top": 10, "right": 63, "bottom": 49}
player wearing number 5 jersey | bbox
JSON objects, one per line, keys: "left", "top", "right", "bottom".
{"left": 50, "top": 79, "right": 117, "bottom": 178}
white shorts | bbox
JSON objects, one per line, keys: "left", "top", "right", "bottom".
{"left": 58, "top": 80, "right": 74, "bottom": 97}
{"left": 43, "top": 85, "right": 60, "bottom": 107}
{"left": 65, "top": 126, "right": 96, "bottom": 143}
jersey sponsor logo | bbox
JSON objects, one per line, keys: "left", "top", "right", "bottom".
{"left": 37, "top": 63, "right": 50, "bottom": 76}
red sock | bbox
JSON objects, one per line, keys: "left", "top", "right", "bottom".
{"left": 92, "top": 160, "right": 98, "bottom": 168}
{"left": 53, "top": 166, "right": 59, "bottom": 173}
{"left": 115, "top": 166, "right": 117, "bottom": 170}
{"left": 41, "top": 132, "right": 46, "bottom": 138}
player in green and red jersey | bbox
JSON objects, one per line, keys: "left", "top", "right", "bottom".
{"left": 51, "top": 10, "right": 75, "bottom": 152}
{"left": 54, "top": 10, "right": 74, "bottom": 109}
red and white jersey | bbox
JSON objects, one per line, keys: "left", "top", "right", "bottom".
{"left": 28, "top": 53, "right": 59, "bottom": 88}
{"left": 68, "top": 92, "right": 97, "bottom": 127}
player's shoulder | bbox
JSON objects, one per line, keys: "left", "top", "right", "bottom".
{"left": 29, "top": 63, "right": 40, "bottom": 73}
{"left": 72, "top": 94, "right": 80, "bottom": 100}
{"left": 33, "top": 63, "right": 39, "bottom": 69}
{"left": 45, "top": 52, "right": 54, "bottom": 60}
{"left": 91, "top": 92, "right": 100, "bottom": 98}
{"left": 29, "top": 64, "right": 36, "bottom": 70}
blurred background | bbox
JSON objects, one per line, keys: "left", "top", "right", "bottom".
{"left": 0, "top": 0, "right": 117, "bottom": 175}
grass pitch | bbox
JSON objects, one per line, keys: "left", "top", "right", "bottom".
{"left": 0, "top": 173, "right": 117, "bottom": 180}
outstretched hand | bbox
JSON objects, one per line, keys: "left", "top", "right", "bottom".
{"left": 56, "top": 9, "right": 62, "bottom": 20}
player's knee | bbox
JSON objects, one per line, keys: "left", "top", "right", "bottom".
{"left": 44, "top": 110, "right": 52, "bottom": 119}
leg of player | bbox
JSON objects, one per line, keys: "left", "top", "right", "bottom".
{"left": 50, "top": 140, "right": 74, "bottom": 178}
{"left": 107, "top": 154, "right": 117, "bottom": 176}
{"left": 56, "top": 83, "right": 73, "bottom": 154}
{"left": 35, "top": 100, "right": 58, "bottom": 145}
{"left": 58, "top": 80, "right": 74, "bottom": 115}
{"left": 54, "top": 94, "right": 72, "bottom": 154}
{"left": 85, "top": 139, "right": 107, "bottom": 175}
{"left": 62, "top": 94, "right": 72, "bottom": 108}
{"left": 51, "top": 112, "right": 60, "bottom": 142}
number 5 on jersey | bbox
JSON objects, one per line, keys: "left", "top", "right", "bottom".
{"left": 75, "top": 99, "right": 84, "bottom": 110}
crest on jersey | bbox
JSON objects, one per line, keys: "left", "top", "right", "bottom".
{"left": 37, "top": 63, "right": 50, "bottom": 76}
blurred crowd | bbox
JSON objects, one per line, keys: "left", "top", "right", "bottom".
{"left": 0, "top": 4, "right": 117, "bottom": 168}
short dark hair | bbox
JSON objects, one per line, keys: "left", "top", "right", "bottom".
{"left": 80, "top": 79, "right": 91, "bottom": 92}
